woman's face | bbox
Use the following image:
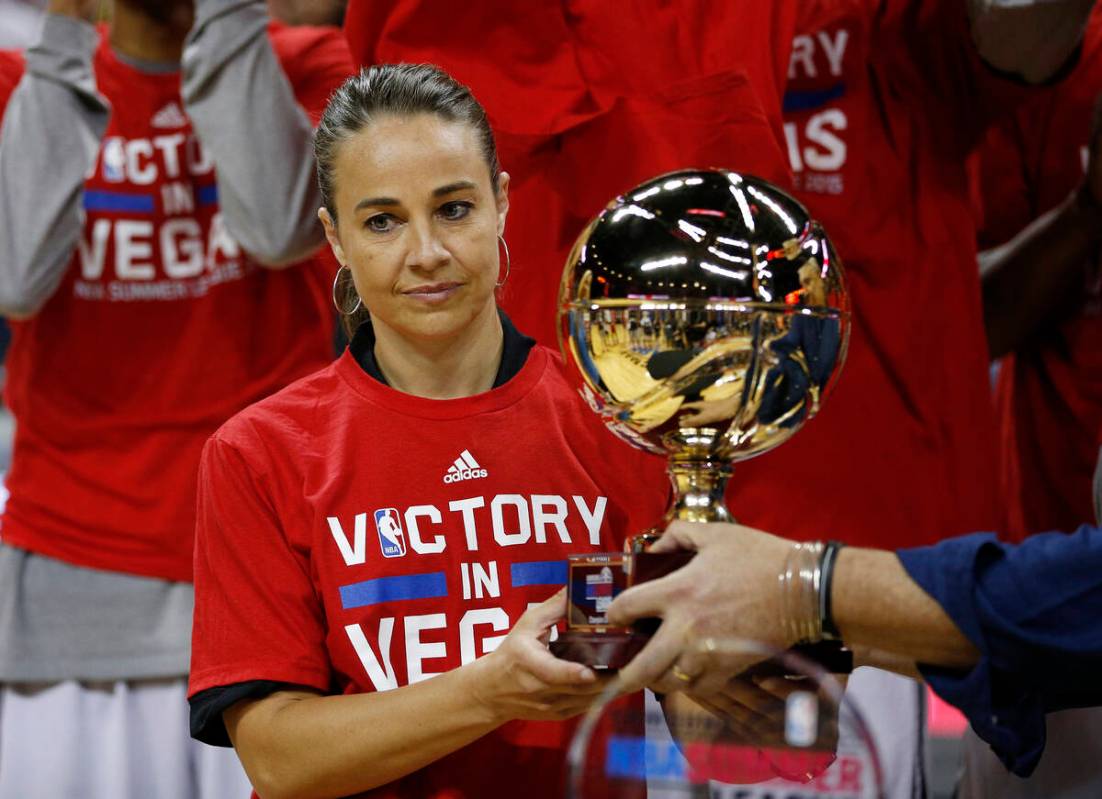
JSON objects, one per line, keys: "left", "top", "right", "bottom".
{"left": 321, "top": 113, "right": 509, "bottom": 343}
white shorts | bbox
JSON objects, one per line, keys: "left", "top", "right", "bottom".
{"left": 0, "top": 679, "right": 253, "bottom": 799}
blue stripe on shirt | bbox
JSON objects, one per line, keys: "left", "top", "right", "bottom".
{"left": 82, "top": 190, "right": 155, "bottom": 213}
{"left": 782, "top": 82, "right": 846, "bottom": 113}
{"left": 339, "top": 571, "right": 447, "bottom": 609}
{"left": 510, "top": 560, "right": 567, "bottom": 587}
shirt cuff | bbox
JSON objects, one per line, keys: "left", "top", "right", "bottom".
{"left": 192, "top": 0, "right": 264, "bottom": 29}
{"left": 898, "top": 536, "right": 1047, "bottom": 776}
{"left": 919, "top": 660, "right": 1047, "bottom": 776}
{"left": 26, "top": 14, "right": 98, "bottom": 77}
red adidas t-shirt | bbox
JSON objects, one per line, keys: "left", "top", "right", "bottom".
{"left": 0, "top": 24, "right": 353, "bottom": 581}
{"left": 189, "top": 345, "right": 669, "bottom": 799}
{"left": 726, "top": 0, "right": 1027, "bottom": 548}
{"left": 343, "top": 0, "right": 799, "bottom": 346}
{"left": 972, "top": 9, "right": 1102, "bottom": 538}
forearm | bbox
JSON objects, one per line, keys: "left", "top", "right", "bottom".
{"left": 981, "top": 189, "right": 1102, "bottom": 358}
{"left": 968, "top": 0, "right": 1095, "bottom": 84}
{"left": 0, "top": 14, "right": 107, "bottom": 317}
{"left": 832, "top": 548, "right": 979, "bottom": 670}
{"left": 228, "top": 660, "right": 503, "bottom": 799}
{"left": 182, "top": 0, "right": 323, "bottom": 267}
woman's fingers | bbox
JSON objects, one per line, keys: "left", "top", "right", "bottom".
{"left": 519, "top": 587, "right": 568, "bottom": 631}
{"left": 521, "top": 634, "right": 598, "bottom": 685}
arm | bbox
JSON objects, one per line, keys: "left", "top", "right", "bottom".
{"left": 968, "top": 0, "right": 1095, "bottom": 84}
{"left": 610, "top": 521, "right": 1102, "bottom": 776}
{"left": 225, "top": 592, "right": 605, "bottom": 799}
{"left": 897, "top": 527, "right": 1102, "bottom": 774}
{"left": 832, "top": 548, "right": 978, "bottom": 669}
{"left": 193, "top": 434, "right": 605, "bottom": 799}
{"left": 181, "top": 0, "right": 324, "bottom": 267}
{"left": 980, "top": 192, "right": 1102, "bottom": 358}
{"left": 980, "top": 102, "right": 1102, "bottom": 359}
{"left": 606, "top": 523, "right": 977, "bottom": 695}
{"left": 0, "top": 7, "right": 107, "bottom": 317}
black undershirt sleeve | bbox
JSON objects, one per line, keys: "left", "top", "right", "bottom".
{"left": 190, "top": 681, "right": 314, "bottom": 747}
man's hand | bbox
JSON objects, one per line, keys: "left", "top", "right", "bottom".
{"left": 607, "top": 521, "right": 795, "bottom": 697}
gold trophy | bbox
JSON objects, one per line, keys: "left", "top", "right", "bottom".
{"left": 551, "top": 169, "right": 850, "bottom": 669}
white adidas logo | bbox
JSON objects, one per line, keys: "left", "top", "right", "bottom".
{"left": 443, "top": 449, "right": 488, "bottom": 484}
{"left": 151, "top": 102, "right": 187, "bottom": 129}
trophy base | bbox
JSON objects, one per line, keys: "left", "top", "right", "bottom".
{"left": 550, "top": 630, "right": 651, "bottom": 670}
{"left": 551, "top": 634, "right": 853, "bottom": 676}
{"left": 747, "top": 640, "right": 854, "bottom": 677}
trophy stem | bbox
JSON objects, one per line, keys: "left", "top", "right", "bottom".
{"left": 664, "top": 460, "right": 734, "bottom": 525}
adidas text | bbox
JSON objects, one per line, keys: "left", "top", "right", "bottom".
{"left": 444, "top": 467, "right": 488, "bottom": 484}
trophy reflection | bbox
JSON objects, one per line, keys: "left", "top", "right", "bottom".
{"left": 551, "top": 169, "right": 850, "bottom": 668}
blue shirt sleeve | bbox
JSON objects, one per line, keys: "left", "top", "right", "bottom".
{"left": 897, "top": 526, "right": 1102, "bottom": 777}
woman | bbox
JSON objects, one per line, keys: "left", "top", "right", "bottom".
{"left": 187, "top": 63, "right": 668, "bottom": 799}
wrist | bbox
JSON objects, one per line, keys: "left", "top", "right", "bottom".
{"left": 776, "top": 539, "right": 847, "bottom": 647}
{"left": 818, "top": 541, "right": 845, "bottom": 641}
{"left": 462, "top": 650, "right": 509, "bottom": 727}
{"left": 778, "top": 541, "right": 824, "bottom": 647}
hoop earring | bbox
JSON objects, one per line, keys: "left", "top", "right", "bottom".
{"left": 332, "top": 265, "right": 363, "bottom": 315}
{"left": 496, "top": 235, "right": 511, "bottom": 288}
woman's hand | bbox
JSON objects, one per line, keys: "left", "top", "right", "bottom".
{"left": 471, "top": 589, "right": 613, "bottom": 723}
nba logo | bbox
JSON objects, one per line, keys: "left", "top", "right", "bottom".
{"left": 374, "top": 508, "right": 406, "bottom": 558}
{"left": 100, "top": 137, "right": 125, "bottom": 182}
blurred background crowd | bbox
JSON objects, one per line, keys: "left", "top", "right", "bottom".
{"left": 0, "top": 1, "right": 1100, "bottom": 798}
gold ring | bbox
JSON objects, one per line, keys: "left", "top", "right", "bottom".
{"left": 671, "top": 664, "right": 695, "bottom": 684}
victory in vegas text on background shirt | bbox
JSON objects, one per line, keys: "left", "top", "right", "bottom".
{"left": 189, "top": 344, "right": 670, "bottom": 799}
{"left": 726, "top": 0, "right": 1023, "bottom": 549}
{"left": 971, "top": 6, "right": 1102, "bottom": 539}
{"left": 344, "top": 0, "right": 800, "bottom": 347}
{"left": 0, "top": 24, "right": 352, "bottom": 582}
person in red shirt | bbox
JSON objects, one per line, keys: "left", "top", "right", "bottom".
{"left": 187, "top": 63, "right": 669, "bottom": 799}
{"left": 720, "top": 2, "right": 1095, "bottom": 797}
{"left": 960, "top": 9, "right": 1102, "bottom": 797}
{"left": 333, "top": 5, "right": 1095, "bottom": 798}
{"left": 342, "top": 0, "right": 801, "bottom": 347}
{"left": 0, "top": 0, "right": 352, "bottom": 795}
{"left": 974, "top": 9, "right": 1102, "bottom": 542}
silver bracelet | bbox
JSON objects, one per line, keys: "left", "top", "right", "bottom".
{"left": 779, "top": 541, "right": 824, "bottom": 645}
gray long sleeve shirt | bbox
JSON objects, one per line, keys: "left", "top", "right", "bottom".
{"left": 0, "top": 14, "right": 108, "bottom": 317}
{"left": 0, "top": 1, "right": 334, "bottom": 682}
{"left": 182, "top": 0, "right": 325, "bottom": 265}
{"left": 0, "top": 0, "right": 326, "bottom": 320}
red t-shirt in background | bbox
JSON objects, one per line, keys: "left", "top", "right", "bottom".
{"left": 343, "top": 0, "right": 799, "bottom": 346}
{"left": 189, "top": 345, "right": 669, "bottom": 799}
{"left": 727, "top": 0, "right": 1022, "bottom": 548}
{"left": 972, "top": 8, "right": 1102, "bottom": 538}
{"left": 0, "top": 24, "right": 353, "bottom": 581}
